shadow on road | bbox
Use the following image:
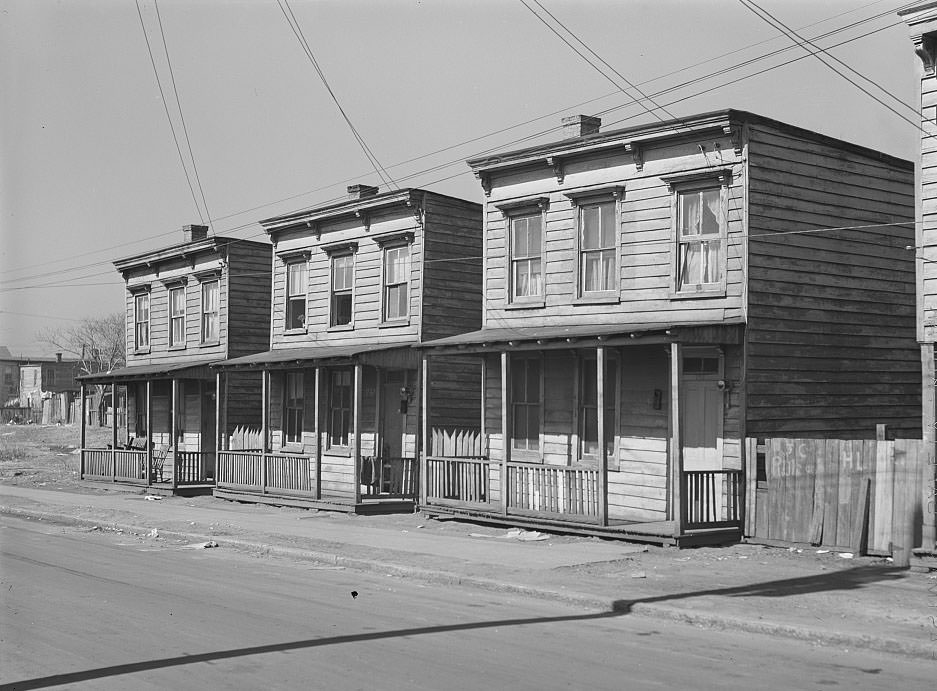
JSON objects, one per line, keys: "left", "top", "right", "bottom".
{"left": 1, "top": 564, "right": 906, "bottom": 690}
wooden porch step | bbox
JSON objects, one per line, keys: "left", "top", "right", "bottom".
{"left": 213, "top": 488, "right": 415, "bottom": 515}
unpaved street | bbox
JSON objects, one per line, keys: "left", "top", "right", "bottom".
{"left": 2, "top": 516, "right": 933, "bottom": 691}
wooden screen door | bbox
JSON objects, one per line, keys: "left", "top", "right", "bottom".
{"left": 381, "top": 371, "right": 405, "bottom": 458}
{"left": 680, "top": 351, "right": 724, "bottom": 471}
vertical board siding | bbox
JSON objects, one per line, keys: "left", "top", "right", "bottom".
{"left": 226, "top": 242, "right": 274, "bottom": 358}
{"left": 746, "top": 123, "right": 920, "bottom": 438}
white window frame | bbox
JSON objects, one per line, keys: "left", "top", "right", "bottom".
{"left": 283, "top": 371, "right": 304, "bottom": 446}
{"left": 496, "top": 197, "right": 549, "bottom": 308}
{"left": 285, "top": 258, "right": 308, "bottom": 332}
{"left": 566, "top": 186, "right": 624, "bottom": 303}
{"left": 510, "top": 353, "right": 543, "bottom": 459}
{"left": 327, "top": 367, "right": 353, "bottom": 451}
{"left": 381, "top": 242, "right": 411, "bottom": 323}
{"left": 323, "top": 242, "right": 358, "bottom": 330}
{"left": 133, "top": 290, "right": 150, "bottom": 352}
{"left": 577, "top": 354, "right": 619, "bottom": 466}
{"left": 200, "top": 278, "right": 220, "bottom": 344}
{"left": 168, "top": 284, "right": 186, "bottom": 349}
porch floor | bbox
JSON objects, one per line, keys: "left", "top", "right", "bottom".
{"left": 421, "top": 504, "right": 740, "bottom": 548}
{"left": 82, "top": 477, "right": 215, "bottom": 497}
{"left": 213, "top": 487, "right": 416, "bottom": 515}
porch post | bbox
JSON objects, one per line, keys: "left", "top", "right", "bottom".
{"left": 670, "top": 343, "right": 683, "bottom": 538}
{"left": 501, "top": 351, "right": 511, "bottom": 516}
{"left": 111, "top": 379, "right": 117, "bottom": 481}
{"left": 922, "top": 344, "right": 937, "bottom": 549}
{"left": 79, "top": 383, "right": 86, "bottom": 479}
{"left": 171, "top": 378, "right": 179, "bottom": 490}
{"left": 215, "top": 370, "right": 222, "bottom": 485}
{"left": 480, "top": 356, "right": 487, "bottom": 455}
{"left": 597, "top": 345, "right": 608, "bottom": 527}
{"left": 420, "top": 353, "right": 430, "bottom": 507}
{"left": 353, "top": 363, "right": 363, "bottom": 505}
{"left": 261, "top": 369, "right": 268, "bottom": 493}
{"left": 314, "top": 366, "right": 321, "bottom": 499}
{"left": 145, "top": 380, "right": 153, "bottom": 487}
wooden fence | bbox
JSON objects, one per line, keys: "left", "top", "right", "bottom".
{"left": 745, "top": 437, "right": 930, "bottom": 565}
{"left": 430, "top": 427, "right": 483, "bottom": 458}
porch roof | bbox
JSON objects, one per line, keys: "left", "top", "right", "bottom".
{"left": 77, "top": 359, "right": 217, "bottom": 384}
{"left": 418, "top": 320, "right": 744, "bottom": 353}
{"left": 214, "top": 342, "right": 415, "bottom": 369}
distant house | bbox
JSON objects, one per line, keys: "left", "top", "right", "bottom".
{"left": 17, "top": 353, "right": 80, "bottom": 408}
{"left": 214, "top": 185, "right": 483, "bottom": 513}
{"left": 418, "top": 110, "right": 920, "bottom": 546}
{"left": 77, "top": 224, "right": 272, "bottom": 493}
{"left": 0, "top": 346, "right": 20, "bottom": 405}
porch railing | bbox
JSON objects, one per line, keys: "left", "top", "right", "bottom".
{"left": 361, "top": 456, "right": 418, "bottom": 499}
{"left": 217, "top": 451, "right": 318, "bottom": 497}
{"left": 175, "top": 451, "right": 215, "bottom": 486}
{"left": 82, "top": 449, "right": 112, "bottom": 479}
{"left": 81, "top": 449, "right": 147, "bottom": 483}
{"left": 682, "top": 469, "right": 742, "bottom": 530}
{"left": 507, "top": 462, "right": 599, "bottom": 519}
{"left": 425, "top": 457, "right": 490, "bottom": 506}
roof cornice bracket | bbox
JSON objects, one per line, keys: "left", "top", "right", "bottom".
{"left": 475, "top": 171, "right": 492, "bottom": 197}
{"left": 723, "top": 125, "right": 742, "bottom": 157}
{"left": 545, "top": 156, "right": 565, "bottom": 185}
{"left": 624, "top": 142, "right": 643, "bottom": 172}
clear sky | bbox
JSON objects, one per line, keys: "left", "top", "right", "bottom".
{"left": 0, "top": 0, "right": 923, "bottom": 357}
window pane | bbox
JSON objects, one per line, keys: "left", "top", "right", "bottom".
{"left": 513, "top": 406, "right": 528, "bottom": 445}
{"left": 332, "top": 293, "right": 352, "bottom": 326}
{"left": 699, "top": 189, "right": 720, "bottom": 235}
{"left": 600, "top": 203, "right": 616, "bottom": 247}
{"left": 333, "top": 255, "right": 352, "bottom": 290}
{"left": 582, "top": 206, "right": 600, "bottom": 249}
{"left": 679, "top": 192, "right": 701, "bottom": 237}
{"left": 679, "top": 243, "right": 701, "bottom": 289}
{"left": 526, "top": 407, "right": 540, "bottom": 450}
{"left": 170, "top": 288, "right": 185, "bottom": 316}
{"left": 601, "top": 249, "right": 616, "bottom": 291}
{"left": 527, "top": 216, "right": 542, "bottom": 255}
{"left": 529, "top": 258, "right": 542, "bottom": 296}
{"left": 703, "top": 240, "right": 722, "bottom": 283}
{"left": 526, "top": 359, "right": 540, "bottom": 402}
{"left": 396, "top": 282, "right": 408, "bottom": 318}
{"left": 288, "top": 262, "right": 307, "bottom": 295}
{"left": 512, "top": 217, "right": 528, "bottom": 257}
{"left": 511, "top": 363, "right": 527, "bottom": 403}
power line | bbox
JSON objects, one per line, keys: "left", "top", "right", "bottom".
{"left": 153, "top": 0, "right": 214, "bottom": 230}
{"left": 134, "top": 0, "right": 204, "bottom": 224}
{"left": 277, "top": 0, "right": 397, "bottom": 191}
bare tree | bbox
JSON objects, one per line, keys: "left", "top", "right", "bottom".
{"left": 37, "top": 313, "right": 125, "bottom": 377}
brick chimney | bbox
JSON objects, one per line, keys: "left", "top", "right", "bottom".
{"left": 347, "top": 184, "right": 379, "bottom": 199}
{"left": 562, "top": 114, "right": 601, "bottom": 138}
{"left": 183, "top": 224, "right": 209, "bottom": 243}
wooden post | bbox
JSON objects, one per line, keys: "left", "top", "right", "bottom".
{"left": 353, "top": 363, "right": 363, "bottom": 505}
{"left": 670, "top": 344, "right": 683, "bottom": 537}
{"left": 480, "top": 356, "right": 487, "bottom": 456}
{"left": 261, "top": 370, "right": 268, "bottom": 493}
{"left": 215, "top": 371, "right": 222, "bottom": 485}
{"left": 922, "top": 344, "right": 937, "bottom": 550}
{"left": 597, "top": 346, "right": 608, "bottom": 527}
{"left": 145, "top": 380, "right": 153, "bottom": 487}
{"left": 501, "top": 351, "right": 511, "bottom": 516}
{"left": 420, "top": 354, "right": 430, "bottom": 507}
{"left": 79, "top": 383, "right": 86, "bottom": 479}
{"left": 171, "top": 378, "right": 179, "bottom": 490}
{"left": 111, "top": 380, "right": 118, "bottom": 481}
{"left": 314, "top": 366, "right": 321, "bottom": 500}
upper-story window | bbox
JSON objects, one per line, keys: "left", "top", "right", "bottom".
{"left": 330, "top": 253, "right": 354, "bottom": 327}
{"left": 510, "top": 213, "right": 543, "bottom": 300}
{"left": 383, "top": 244, "right": 410, "bottom": 321}
{"left": 134, "top": 292, "right": 150, "bottom": 351}
{"left": 169, "top": 285, "right": 186, "bottom": 348}
{"left": 284, "top": 371, "right": 304, "bottom": 445}
{"left": 201, "top": 279, "right": 219, "bottom": 343}
{"left": 286, "top": 260, "right": 308, "bottom": 331}
{"left": 580, "top": 202, "right": 617, "bottom": 294}
{"left": 677, "top": 187, "right": 722, "bottom": 290}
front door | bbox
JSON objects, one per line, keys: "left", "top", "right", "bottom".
{"left": 681, "top": 351, "right": 725, "bottom": 522}
{"left": 381, "top": 371, "right": 405, "bottom": 458}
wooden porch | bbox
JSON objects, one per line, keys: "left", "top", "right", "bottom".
{"left": 79, "top": 447, "right": 215, "bottom": 495}
{"left": 213, "top": 451, "right": 417, "bottom": 514}
{"left": 420, "top": 455, "right": 742, "bottom": 546}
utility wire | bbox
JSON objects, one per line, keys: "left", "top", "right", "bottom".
{"left": 153, "top": 0, "right": 214, "bottom": 231}
{"left": 277, "top": 0, "right": 397, "bottom": 191}
{"left": 134, "top": 0, "right": 204, "bottom": 225}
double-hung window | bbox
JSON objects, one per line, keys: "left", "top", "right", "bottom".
{"left": 330, "top": 254, "right": 354, "bottom": 327}
{"left": 328, "top": 369, "right": 352, "bottom": 448}
{"left": 510, "top": 213, "right": 543, "bottom": 301}
{"left": 677, "top": 187, "right": 722, "bottom": 290}
{"left": 511, "top": 356, "right": 541, "bottom": 453}
{"left": 286, "top": 260, "right": 308, "bottom": 330}
{"left": 383, "top": 245, "right": 410, "bottom": 321}
{"left": 134, "top": 292, "right": 150, "bottom": 351}
{"left": 201, "top": 279, "right": 219, "bottom": 343}
{"left": 169, "top": 285, "right": 186, "bottom": 347}
{"left": 579, "top": 358, "right": 618, "bottom": 460}
{"left": 284, "top": 371, "right": 304, "bottom": 445}
{"left": 580, "top": 202, "right": 617, "bottom": 294}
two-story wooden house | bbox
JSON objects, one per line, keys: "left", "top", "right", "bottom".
{"left": 213, "top": 186, "right": 482, "bottom": 513}
{"left": 900, "top": 2, "right": 937, "bottom": 563}
{"left": 418, "top": 110, "right": 920, "bottom": 546}
{"left": 78, "top": 225, "right": 271, "bottom": 493}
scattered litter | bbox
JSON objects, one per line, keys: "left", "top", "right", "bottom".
{"left": 55, "top": 453, "right": 67, "bottom": 457}
{"left": 838, "top": 552, "right": 854, "bottom": 559}
{"left": 143, "top": 495, "right": 162, "bottom": 501}
{"left": 12, "top": 471, "right": 22, "bottom": 476}
{"left": 401, "top": 530, "right": 409, "bottom": 533}
{"left": 416, "top": 525, "right": 424, "bottom": 529}
{"left": 37, "top": 482, "right": 46, "bottom": 487}
{"left": 631, "top": 571, "right": 646, "bottom": 579}
{"left": 350, "top": 590, "right": 358, "bottom": 599}
{"left": 738, "top": 555, "right": 748, "bottom": 559}
{"left": 147, "top": 528, "right": 159, "bottom": 538}
{"left": 88, "top": 526, "right": 100, "bottom": 531}
{"left": 199, "top": 540, "right": 218, "bottom": 549}
{"left": 189, "top": 522, "right": 195, "bottom": 526}
{"left": 469, "top": 528, "right": 550, "bottom": 541}
{"left": 885, "top": 557, "right": 894, "bottom": 563}
{"left": 816, "top": 549, "right": 830, "bottom": 554}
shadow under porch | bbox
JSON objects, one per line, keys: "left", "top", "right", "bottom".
{"left": 213, "top": 345, "right": 424, "bottom": 514}
{"left": 419, "top": 325, "right": 745, "bottom": 547}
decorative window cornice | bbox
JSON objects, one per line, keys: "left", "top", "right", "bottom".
{"left": 321, "top": 240, "right": 359, "bottom": 256}
{"left": 128, "top": 283, "right": 151, "bottom": 294}
{"left": 276, "top": 249, "right": 312, "bottom": 262}
{"left": 193, "top": 268, "right": 222, "bottom": 282}
{"left": 160, "top": 276, "right": 188, "bottom": 288}
{"left": 494, "top": 196, "right": 550, "bottom": 215}
{"left": 660, "top": 167, "right": 733, "bottom": 190}
{"left": 373, "top": 231, "right": 414, "bottom": 248}
{"left": 564, "top": 185, "right": 625, "bottom": 205}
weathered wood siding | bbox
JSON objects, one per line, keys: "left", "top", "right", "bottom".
{"left": 224, "top": 370, "right": 263, "bottom": 445}
{"left": 226, "top": 241, "right": 273, "bottom": 358}
{"left": 482, "top": 135, "right": 745, "bottom": 331}
{"left": 746, "top": 121, "right": 920, "bottom": 438}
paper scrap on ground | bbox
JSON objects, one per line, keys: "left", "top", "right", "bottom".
{"left": 469, "top": 528, "right": 550, "bottom": 541}
{"left": 144, "top": 495, "right": 162, "bottom": 501}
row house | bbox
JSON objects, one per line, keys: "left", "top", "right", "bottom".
{"left": 900, "top": 1, "right": 937, "bottom": 563}
{"left": 78, "top": 225, "right": 271, "bottom": 493}
{"left": 213, "top": 186, "right": 482, "bottom": 513}
{"left": 419, "top": 110, "right": 920, "bottom": 546}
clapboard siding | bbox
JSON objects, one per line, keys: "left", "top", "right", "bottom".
{"left": 226, "top": 241, "right": 274, "bottom": 358}
{"left": 746, "top": 122, "right": 919, "bottom": 438}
